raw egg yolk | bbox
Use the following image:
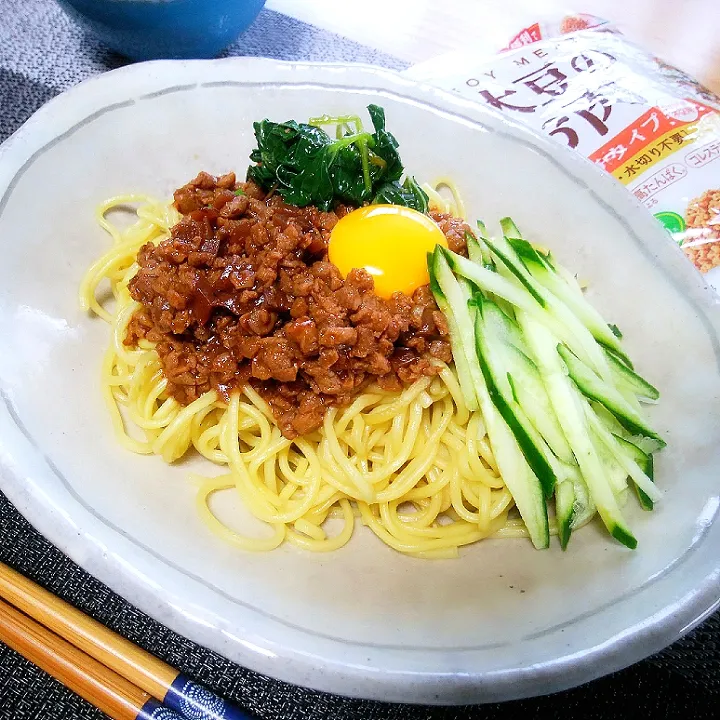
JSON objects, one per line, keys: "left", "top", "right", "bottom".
{"left": 328, "top": 205, "right": 448, "bottom": 299}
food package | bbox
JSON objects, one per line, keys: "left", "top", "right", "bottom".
{"left": 406, "top": 13, "right": 720, "bottom": 292}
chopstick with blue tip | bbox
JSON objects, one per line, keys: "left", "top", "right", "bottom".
{"left": 0, "top": 596, "right": 185, "bottom": 720}
{"left": 0, "top": 561, "right": 254, "bottom": 720}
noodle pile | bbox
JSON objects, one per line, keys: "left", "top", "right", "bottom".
{"left": 79, "top": 192, "right": 524, "bottom": 558}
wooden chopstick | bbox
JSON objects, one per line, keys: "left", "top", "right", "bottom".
{"left": 0, "top": 561, "right": 252, "bottom": 720}
{"left": 0, "top": 561, "right": 176, "bottom": 697}
{"left": 0, "top": 597, "right": 165, "bottom": 720}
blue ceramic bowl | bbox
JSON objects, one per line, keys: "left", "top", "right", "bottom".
{"left": 56, "top": 0, "right": 267, "bottom": 61}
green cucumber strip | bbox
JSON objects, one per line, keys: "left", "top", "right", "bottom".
{"left": 555, "top": 480, "right": 575, "bottom": 550}
{"left": 474, "top": 220, "right": 494, "bottom": 263}
{"left": 610, "top": 523, "right": 638, "bottom": 549}
{"left": 447, "top": 247, "right": 607, "bottom": 379}
{"left": 616, "top": 383, "right": 645, "bottom": 418}
{"left": 442, "top": 248, "right": 538, "bottom": 313}
{"left": 591, "top": 401, "right": 627, "bottom": 437}
{"left": 546, "top": 252, "right": 587, "bottom": 301}
{"left": 480, "top": 395, "right": 550, "bottom": 550}
{"left": 505, "top": 234, "right": 629, "bottom": 362}
{"left": 477, "top": 293, "right": 524, "bottom": 348}
{"left": 613, "top": 434, "right": 655, "bottom": 510}
{"left": 467, "top": 304, "right": 549, "bottom": 549}
{"left": 428, "top": 290, "right": 475, "bottom": 409}
{"left": 568, "top": 468, "right": 596, "bottom": 531}
{"left": 507, "top": 372, "right": 580, "bottom": 487}
{"left": 476, "top": 220, "right": 489, "bottom": 239}
{"left": 505, "top": 348, "right": 574, "bottom": 464}
{"left": 589, "top": 424, "right": 629, "bottom": 496}
{"left": 633, "top": 436, "right": 665, "bottom": 454}
{"left": 637, "top": 453, "right": 655, "bottom": 510}
{"left": 479, "top": 234, "right": 616, "bottom": 385}
{"left": 499, "top": 217, "right": 523, "bottom": 240}
{"left": 428, "top": 248, "right": 480, "bottom": 411}
{"left": 427, "top": 266, "right": 549, "bottom": 546}
{"left": 508, "top": 239, "right": 549, "bottom": 272}
{"left": 480, "top": 233, "right": 546, "bottom": 306}
{"left": 474, "top": 297, "right": 557, "bottom": 499}
{"left": 585, "top": 408, "right": 662, "bottom": 503}
{"left": 617, "top": 486, "right": 631, "bottom": 506}
{"left": 495, "top": 300, "right": 594, "bottom": 524}
{"left": 517, "top": 312, "right": 638, "bottom": 549}
{"left": 558, "top": 344, "right": 665, "bottom": 446}
{"left": 578, "top": 390, "right": 638, "bottom": 549}
{"left": 467, "top": 239, "right": 484, "bottom": 265}
{"left": 613, "top": 433, "right": 650, "bottom": 466}
{"left": 604, "top": 348, "right": 659, "bottom": 401}
{"left": 500, "top": 220, "right": 629, "bottom": 362}
{"left": 457, "top": 276, "right": 474, "bottom": 305}
{"left": 604, "top": 344, "right": 633, "bottom": 370}
{"left": 467, "top": 229, "right": 489, "bottom": 266}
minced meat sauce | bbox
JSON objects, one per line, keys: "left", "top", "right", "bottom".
{"left": 126, "top": 171, "right": 471, "bottom": 439}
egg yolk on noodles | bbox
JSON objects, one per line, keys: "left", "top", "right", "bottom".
{"left": 328, "top": 204, "right": 448, "bottom": 298}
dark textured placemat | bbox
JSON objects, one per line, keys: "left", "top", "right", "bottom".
{"left": 1, "top": 490, "right": 719, "bottom": 720}
{"left": 0, "top": 494, "right": 720, "bottom": 720}
{"left": 0, "top": 0, "right": 718, "bottom": 717}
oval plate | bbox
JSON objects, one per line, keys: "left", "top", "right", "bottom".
{"left": 1, "top": 58, "right": 719, "bottom": 704}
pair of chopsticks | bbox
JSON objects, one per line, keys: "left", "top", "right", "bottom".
{"left": 0, "top": 561, "right": 254, "bottom": 720}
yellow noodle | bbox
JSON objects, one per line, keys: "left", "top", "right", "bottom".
{"left": 79, "top": 195, "right": 528, "bottom": 556}
{"left": 196, "top": 476, "right": 286, "bottom": 551}
{"left": 423, "top": 177, "right": 467, "bottom": 219}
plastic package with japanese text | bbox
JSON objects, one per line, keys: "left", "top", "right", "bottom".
{"left": 406, "top": 13, "right": 720, "bottom": 292}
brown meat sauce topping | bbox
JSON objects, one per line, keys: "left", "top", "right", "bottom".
{"left": 126, "top": 172, "right": 470, "bottom": 439}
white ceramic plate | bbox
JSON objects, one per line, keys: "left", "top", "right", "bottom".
{"left": 1, "top": 58, "right": 719, "bottom": 704}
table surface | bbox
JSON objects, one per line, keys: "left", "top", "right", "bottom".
{"left": 1, "top": 0, "right": 719, "bottom": 718}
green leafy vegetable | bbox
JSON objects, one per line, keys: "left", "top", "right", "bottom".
{"left": 366, "top": 105, "right": 403, "bottom": 182}
{"left": 373, "top": 176, "right": 429, "bottom": 213}
{"left": 246, "top": 104, "right": 429, "bottom": 212}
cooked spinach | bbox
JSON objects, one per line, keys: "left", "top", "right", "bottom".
{"left": 246, "top": 104, "right": 429, "bottom": 212}
{"left": 373, "top": 176, "right": 429, "bottom": 213}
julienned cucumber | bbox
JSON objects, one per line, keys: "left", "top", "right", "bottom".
{"left": 500, "top": 220, "right": 630, "bottom": 364}
{"left": 614, "top": 434, "right": 655, "bottom": 510}
{"left": 585, "top": 409, "right": 661, "bottom": 503}
{"left": 518, "top": 312, "right": 638, "bottom": 550}
{"left": 604, "top": 348, "right": 660, "bottom": 401}
{"left": 503, "top": 343, "right": 574, "bottom": 464}
{"left": 428, "top": 248, "right": 480, "bottom": 412}
{"left": 554, "top": 479, "right": 575, "bottom": 550}
{"left": 467, "top": 229, "right": 489, "bottom": 265}
{"left": 557, "top": 344, "right": 665, "bottom": 447}
{"left": 428, "top": 247, "right": 549, "bottom": 549}
{"left": 475, "top": 382, "right": 550, "bottom": 550}
{"left": 427, "top": 216, "right": 663, "bottom": 550}
{"left": 474, "top": 295, "right": 558, "bottom": 499}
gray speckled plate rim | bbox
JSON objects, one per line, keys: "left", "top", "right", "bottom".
{"left": 0, "top": 57, "right": 719, "bottom": 704}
